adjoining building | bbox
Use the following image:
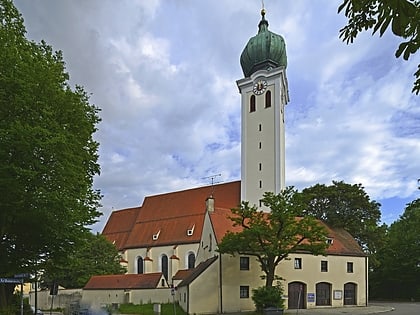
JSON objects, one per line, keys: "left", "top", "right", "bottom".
{"left": 83, "top": 8, "right": 368, "bottom": 314}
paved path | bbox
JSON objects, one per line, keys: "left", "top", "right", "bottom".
{"left": 284, "top": 303, "right": 394, "bottom": 315}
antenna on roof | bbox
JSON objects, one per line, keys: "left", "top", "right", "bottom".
{"left": 202, "top": 173, "right": 222, "bottom": 196}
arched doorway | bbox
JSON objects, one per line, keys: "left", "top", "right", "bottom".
{"left": 288, "top": 282, "right": 306, "bottom": 309}
{"left": 344, "top": 283, "right": 357, "bottom": 305}
{"left": 316, "top": 282, "right": 331, "bottom": 306}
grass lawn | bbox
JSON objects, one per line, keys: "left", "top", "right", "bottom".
{"left": 118, "top": 303, "right": 187, "bottom": 315}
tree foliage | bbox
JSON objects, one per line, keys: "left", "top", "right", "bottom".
{"left": 217, "top": 187, "right": 329, "bottom": 287}
{"left": 0, "top": 0, "right": 101, "bottom": 309}
{"left": 338, "top": 0, "right": 420, "bottom": 94}
{"left": 370, "top": 199, "right": 420, "bottom": 300}
{"left": 299, "top": 181, "right": 384, "bottom": 258}
{"left": 42, "top": 233, "right": 126, "bottom": 289}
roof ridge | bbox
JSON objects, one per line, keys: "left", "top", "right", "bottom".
{"left": 137, "top": 212, "right": 205, "bottom": 223}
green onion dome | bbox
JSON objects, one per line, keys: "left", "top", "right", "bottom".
{"left": 240, "top": 9, "right": 287, "bottom": 78}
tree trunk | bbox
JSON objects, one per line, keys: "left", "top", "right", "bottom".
{"left": 265, "top": 257, "right": 276, "bottom": 287}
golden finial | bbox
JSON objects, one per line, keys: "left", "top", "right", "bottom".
{"left": 261, "top": 0, "right": 266, "bottom": 17}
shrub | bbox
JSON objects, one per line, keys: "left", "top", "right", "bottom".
{"left": 252, "top": 284, "right": 284, "bottom": 313}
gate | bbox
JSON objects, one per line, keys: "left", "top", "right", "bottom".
{"left": 344, "top": 283, "right": 357, "bottom": 305}
{"left": 288, "top": 282, "right": 305, "bottom": 309}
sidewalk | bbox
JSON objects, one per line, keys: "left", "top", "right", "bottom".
{"left": 283, "top": 303, "right": 394, "bottom": 315}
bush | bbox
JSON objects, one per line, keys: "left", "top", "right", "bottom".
{"left": 252, "top": 285, "right": 284, "bottom": 313}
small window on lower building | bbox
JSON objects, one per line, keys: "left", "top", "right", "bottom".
{"left": 240, "top": 257, "right": 250, "bottom": 270}
{"left": 321, "top": 260, "right": 328, "bottom": 272}
{"left": 240, "top": 286, "right": 249, "bottom": 298}
{"left": 347, "top": 262, "right": 354, "bottom": 273}
{"left": 294, "top": 258, "right": 302, "bottom": 269}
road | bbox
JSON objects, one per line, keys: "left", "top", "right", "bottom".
{"left": 371, "top": 301, "right": 419, "bottom": 315}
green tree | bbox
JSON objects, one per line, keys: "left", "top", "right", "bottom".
{"left": 0, "top": 0, "right": 101, "bottom": 309}
{"left": 217, "top": 187, "right": 329, "bottom": 287}
{"left": 370, "top": 199, "right": 420, "bottom": 300}
{"left": 338, "top": 0, "right": 420, "bottom": 94}
{"left": 42, "top": 233, "right": 126, "bottom": 289}
{"left": 299, "top": 181, "right": 383, "bottom": 258}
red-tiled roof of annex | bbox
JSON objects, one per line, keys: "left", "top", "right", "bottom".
{"left": 102, "top": 207, "right": 140, "bottom": 250}
{"left": 322, "top": 223, "right": 366, "bottom": 256}
{"left": 172, "top": 269, "right": 193, "bottom": 281}
{"left": 84, "top": 273, "right": 162, "bottom": 290}
{"left": 209, "top": 207, "right": 365, "bottom": 257}
{"left": 178, "top": 256, "right": 219, "bottom": 287}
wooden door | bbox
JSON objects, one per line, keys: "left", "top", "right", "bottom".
{"left": 288, "top": 282, "right": 305, "bottom": 309}
{"left": 316, "top": 282, "right": 331, "bottom": 306}
{"left": 344, "top": 283, "right": 357, "bottom": 305}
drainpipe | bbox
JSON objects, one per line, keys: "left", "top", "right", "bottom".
{"left": 187, "top": 286, "right": 189, "bottom": 315}
{"left": 365, "top": 256, "right": 368, "bottom": 306}
{"left": 219, "top": 256, "right": 223, "bottom": 313}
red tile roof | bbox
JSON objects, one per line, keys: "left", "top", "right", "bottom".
{"left": 137, "top": 181, "right": 240, "bottom": 221}
{"left": 102, "top": 207, "right": 140, "bottom": 250}
{"left": 321, "top": 223, "right": 366, "bottom": 256}
{"left": 177, "top": 256, "right": 219, "bottom": 287}
{"left": 102, "top": 180, "right": 364, "bottom": 257}
{"left": 210, "top": 207, "right": 243, "bottom": 243}
{"left": 209, "top": 206, "right": 365, "bottom": 257}
{"left": 103, "top": 181, "right": 241, "bottom": 250}
{"left": 172, "top": 269, "right": 193, "bottom": 281}
{"left": 84, "top": 273, "right": 163, "bottom": 290}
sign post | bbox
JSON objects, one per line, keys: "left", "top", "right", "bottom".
{"left": 14, "top": 273, "right": 30, "bottom": 315}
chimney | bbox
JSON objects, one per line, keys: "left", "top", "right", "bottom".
{"left": 206, "top": 195, "right": 215, "bottom": 212}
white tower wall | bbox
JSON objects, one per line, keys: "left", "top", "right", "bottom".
{"left": 237, "top": 67, "right": 289, "bottom": 210}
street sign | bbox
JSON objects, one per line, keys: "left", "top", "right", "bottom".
{"left": 14, "top": 273, "right": 30, "bottom": 279}
{"left": 0, "top": 278, "right": 22, "bottom": 284}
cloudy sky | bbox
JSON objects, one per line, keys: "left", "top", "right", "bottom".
{"left": 14, "top": 0, "right": 419, "bottom": 232}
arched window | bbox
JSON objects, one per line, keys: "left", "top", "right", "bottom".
{"left": 265, "top": 90, "right": 271, "bottom": 108}
{"left": 250, "top": 95, "right": 256, "bottom": 112}
{"left": 187, "top": 252, "right": 195, "bottom": 269}
{"left": 161, "top": 254, "right": 168, "bottom": 280}
{"left": 137, "top": 257, "right": 144, "bottom": 274}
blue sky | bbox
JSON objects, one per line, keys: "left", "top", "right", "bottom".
{"left": 14, "top": 0, "right": 420, "bottom": 232}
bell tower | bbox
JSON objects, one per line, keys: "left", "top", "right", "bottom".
{"left": 236, "top": 9, "right": 289, "bottom": 210}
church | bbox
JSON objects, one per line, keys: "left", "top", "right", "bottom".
{"left": 82, "top": 8, "right": 368, "bottom": 314}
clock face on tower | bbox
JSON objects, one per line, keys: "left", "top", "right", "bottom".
{"left": 253, "top": 79, "right": 267, "bottom": 95}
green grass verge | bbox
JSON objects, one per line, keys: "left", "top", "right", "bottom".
{"left": 118, "top": 303, "right": 187, "bottom": 315}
